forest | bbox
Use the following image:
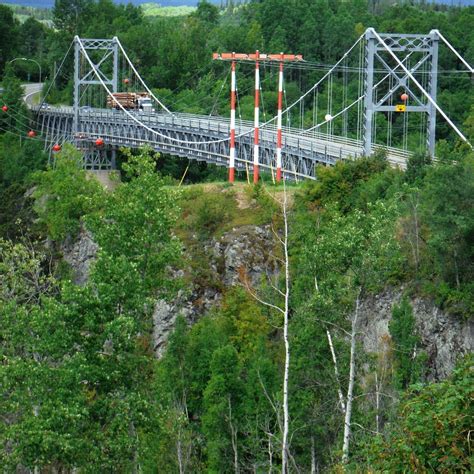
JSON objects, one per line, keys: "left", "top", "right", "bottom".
{"left": 1, "top": 0, "right": 473, "bottom": 472}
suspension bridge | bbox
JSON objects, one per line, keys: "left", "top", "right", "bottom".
{"left": 6, "top": 28, "right": 473, "bottom": 181}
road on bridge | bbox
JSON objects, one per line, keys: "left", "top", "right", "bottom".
{"left": 23, "top": 83, "right": 43, "bottom": 106}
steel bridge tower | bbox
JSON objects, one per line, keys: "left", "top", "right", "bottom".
{"left": 363, "top": 29, "right": 439, "bottom": 158}
{"left": 73, "top": 37, "right": 119, "bottom": 169}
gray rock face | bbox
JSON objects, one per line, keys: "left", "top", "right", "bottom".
{"left": 62, "top": 227, "right": 98, "bottom": 285}
{"left": 61, "top": 222, "right": 471, "bottom": 380}
{"left": 358, "top": 288, "right": 473, "bottom": 381}
{"left": 152, "top": 225, "right": 278, "bottom": 358}
{"left": 216, "top": 225, "right": 278, "bottom": 286}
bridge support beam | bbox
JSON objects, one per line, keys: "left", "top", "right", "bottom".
{"left": 73, "top": 37, "right": 121, "bottom": 169}
{"left": 427, "top": 30, "right": 439, "bottom": 158}
{"left": 363, "top": 30, "right": 376, "bottom": 157}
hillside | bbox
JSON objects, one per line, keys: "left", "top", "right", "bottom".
{"left": 141, "top": 2, "right": 195, "bottom": 16}
{"left": 1, "top": 0, "right": 219, "bottom": 7}
{"left": 1, "top": 141, "right": 472, "bottom": 471}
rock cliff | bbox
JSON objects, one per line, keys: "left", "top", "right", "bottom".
{"left": 152, "top": 224, "right": 277, "bottom": 358}
{"left": 359, "top": 288, "right": 473, "bottom": 381}
{"left": 62, "top": 221, "right": 471, "bottom": 380}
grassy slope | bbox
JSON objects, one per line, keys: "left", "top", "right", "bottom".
{"left": 1, "top": 2, "right": 52, "bottom": 22}
{"left": 2, "top": 2, "right": 195, "bottom": 22}
{"left": 175, "top": 182, "right": 297, "bottom": 242}
{"left": 141, "top": 3, "right": 195, "bottom": 17}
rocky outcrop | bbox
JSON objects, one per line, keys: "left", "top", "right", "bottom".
{"left": 61, "top": 227, "right": 98, "bottom": 285}
{"left": 60, "top": 221, "right": 471, "bottom": 381}
{"left": 358, "top": 288, "right": 473, "bottom": 381}
{"left": 213, "top": 225, "right": 278, "bottom": 286}
{"left": 152, "top": 224, "right": 278, "bottom": 358}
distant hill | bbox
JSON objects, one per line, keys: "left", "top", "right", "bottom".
{"left": 141, "top": 3, "right": 195, "bottom": 16}
{"left": 1, "top": 0, "right": 473, "bottom": 11}
{"left": 1, "top": 0, "right": 219, "bottom": 7}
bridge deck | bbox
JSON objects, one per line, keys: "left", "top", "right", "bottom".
{"left": 34, "top": 107, "right": 410, "bottom": 178}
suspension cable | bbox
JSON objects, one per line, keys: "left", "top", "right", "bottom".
{"left": 37, "top": 40, "right": 74, "bottom": 111}
{"left": 77, "top": 37, "right": 255, "bottom": 146}
{"left": 115, "top": 37, "right": 172, "bottom": 114}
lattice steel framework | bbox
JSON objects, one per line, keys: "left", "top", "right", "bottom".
{"left": 363, "top": 29, "right": 439, "bottom": 157}
{"left": 73, "top": 37, "right": 119, "bottom": 168}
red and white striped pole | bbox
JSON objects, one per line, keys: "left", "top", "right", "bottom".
{"left": 253, "top": 50, "right": 260, "bottom": 184}
{"left": 229, "top": 53, "right": 236, "bottom": 183}
{"left": 276, "top": 52, "right": 284, "bottom": 182}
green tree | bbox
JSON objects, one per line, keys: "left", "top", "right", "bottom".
{"left": 389, "top": 297, "right": 426, "bottom": 389}
{"left": 32, "top": 144, "right": 105, "bottom": 241}
{"left": 53, "top": 0, "right": 93, "bottom": 34}
{"left": 421, "top": 157, "right": 474, "bottom": 289}
{"left": 0, "top": 5, "right": 19, "bottom": 74}
{"left": 203, "top": 345, "right": 244, "bottom": 472}
{"left": 19, "top": 17, "right": 47, "bottom": 62}
{"left": 405, "top": 151, "right": 432, "bottom": 185}
{"left": 0, "top": 65, "right": 28, "bottom": 134}
{"left": 86, "top": 147, "right": 181, "bottom": 296}
{"left": 194, "top": 0, "right": 220, "bottom": 25}
{"left": 0, "top": 132, "right": 47, "bottom": 188}
{"left": 367, "top": 356, "right": 473, "bottom": 472}
{"left": 2, "top": 147, "right": 182, "bottom": 471}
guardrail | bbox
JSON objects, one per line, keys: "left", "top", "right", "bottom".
{"left": 33, "top": 106, "right": 411, "bottom": 170}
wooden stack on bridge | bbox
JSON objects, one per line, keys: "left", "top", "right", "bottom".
{"left": 106, "top": 92, "right": 148, "bottom": 110}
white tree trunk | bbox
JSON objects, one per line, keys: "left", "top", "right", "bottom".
{"left": 311, "top": 435, "right": 317, "bottom": 474}
{"left": 228, "top": 396, "right": 239, "bottom": 474}
{"left": 176, "top": 431, "right": 184, "bottom": 474}
{"left": 327, "top": 329, "right": 346, "bottom": 414}
{"left": 267, "top": 430, "right": 273, "bottom": 474}
{"left": 342, "top": 293, "right": 360, "bottom": 464}
{"left": 375, "top": 372, "right": 380, "bottom": 435}
{"left": 281, "top": 182, "right": 290, "bottom": 474}
{"left": 244, "top": 184, "right": 291, "bottom": 473}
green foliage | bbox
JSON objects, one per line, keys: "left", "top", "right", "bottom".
{"left": 416, "top": 156, "right": 474, "bottom": 317}
{"left": 299, "top": 153, "right": 389, "bottom": 214}
{"left": 366, "top": 356, "right": 473, "bottom": 472}
{"left": 141, "top": 4, "right": 196, "bottom": 18}
{"left": 0, "top": 132, "right": 47, "bottom": 239}
{"left": 32, "top": 144, "right": 105, "bottom": 240}
{"left": 203, "top": 345, "right": 243, "bottom": 471}
{"left": 405, "top": 151, "right": 432, "bottom": 185}
{"left": 421, "top": 157, "right": 474, "bottom": 287}
{"left": 187, "top": 190, "right": 234, "bottom": 239}
{"left": 155, "top": 288, "right": 278, "bottom": 471}
{"left": 0, "top": 237, "right": 55, "bottom": 304}
{"left": 0, "top": 5, "right": 19, "bottom": 74}
{"left": 0, "top": 66, "right": 28, "bottom": 134}
{"left": 0, "top": 132, "right": 47, "bottom": 188}
{"left": 87, "top": 147, "right": 181, "bottom": 297}
{"left": 389, "top": 297, "right": 426, "bottom": 389}
{"left": 1, "top": 146, "right": 181, "bottom": 471}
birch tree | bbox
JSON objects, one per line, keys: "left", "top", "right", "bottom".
{"left": 243, "top": 182, "right": 292, "bottom": 473}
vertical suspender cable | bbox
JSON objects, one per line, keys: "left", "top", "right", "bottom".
{"left": 403, "top": 58, "right": 409, "bottom": 150}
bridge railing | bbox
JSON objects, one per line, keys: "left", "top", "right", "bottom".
{"left": 34, "top": 106, "right": 411, "bottom": 168}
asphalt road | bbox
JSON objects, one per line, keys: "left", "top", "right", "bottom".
{"left": 23, "top": 83, "right": 43, "bottom": 105}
